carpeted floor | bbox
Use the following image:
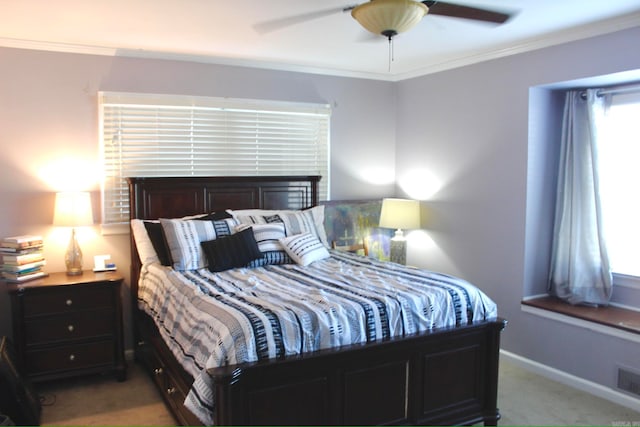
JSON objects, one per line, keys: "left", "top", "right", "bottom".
{"left": 497, "top": 360, "right": 639, "bottom": 426}
{"left": 37, "top": 363, "right": 175, "bottom": 426}
{"left": 35, "top": 358, "right": 640, "bottom": 426}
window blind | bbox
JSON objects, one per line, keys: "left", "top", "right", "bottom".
{"left": 99, "top": 92, "right": 330, "bottom": 229}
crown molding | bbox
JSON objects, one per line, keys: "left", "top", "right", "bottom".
{"left": 0, "top": 37, "right": 119, "bottom": 56}
{"left": 392, "top": 11, "right": 640, "bottom": 81}
{"left": 0, "top": 36, "right": 392, "bottom": 81}
{"left": 1, "top": 11, "right": 639, "bottom": 82}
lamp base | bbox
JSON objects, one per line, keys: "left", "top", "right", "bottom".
{"left": 389, "top": 238, "right": 407, "bottom": 265}
{"left": 65, "top": 228, "right": 84, "bottom": 276}
{"left": 66, "top": 268, "right": 83, "bottom": 276}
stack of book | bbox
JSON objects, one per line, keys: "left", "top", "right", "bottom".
{"left": 1, "top": 235, "right": 48, "bottom": 282}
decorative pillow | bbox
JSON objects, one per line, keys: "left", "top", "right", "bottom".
{"left": 278, "top": 207, "right": 328, "bottom": 247}
{"left": 225, "top": 208, "right": 278, "bottom": 217}
{"left": 246, "top": 250, "right": 292, "bottom": 268}
{"left": 201, "top": 227, "right": 262, "bottom": 272}
{"left": 160, "top": 217, "right": 237, "bottom": 271}
{"left": 195, "top": 211, "right": 233, "bottom": 221}
{"left": 231, "top": 206, "right": 328, "bottom": 247}
{"left": 280, "top": 233, "right": 330, "bottom": 266}
{"left": 236, "top": 223, "right": 293, "bottom": 267}
{"left": 236, "top": 223, "right": 286, "bottom": 252}
{"left": 130, "top": 219, "right": 160, "bottom": 265}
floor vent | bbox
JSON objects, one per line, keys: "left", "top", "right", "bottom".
{"left": 618, "top": 367, "right": 640, "bottom": 397}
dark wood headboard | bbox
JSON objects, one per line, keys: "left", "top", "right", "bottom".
{"left": 127, "top": 175, "right": 320, "bottom": 303}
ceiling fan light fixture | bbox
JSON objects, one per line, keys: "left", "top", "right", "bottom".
{"left": 351, "top": 0, "right": 429, "bottom": 38}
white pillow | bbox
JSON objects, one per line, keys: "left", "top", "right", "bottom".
{"left": 280, "top": 233, "right": 330, "bottom": 266}
{"left": 130, "top": 219, "right": 159, "bottom": 265}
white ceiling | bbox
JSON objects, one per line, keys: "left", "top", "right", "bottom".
{"left": 2, "top": 0, "right": 640, "bottom": 81}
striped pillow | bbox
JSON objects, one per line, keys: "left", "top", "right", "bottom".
{"left": 246, "top": 251, "right": 292, "bottom": 268}
{"left": 236, "top": 223, "right": 286, "bottom": 252}
{"left": 160, "top": 217, "right": 237, "bottom": 270}
{"left": 280, "top": 233, "right": 330, "bottom": 266}
{"left": 231, "top": 206, "right": 329, "bottom": 247}
{"left": 236, "top": 223, "right": 293, "bottom": 267}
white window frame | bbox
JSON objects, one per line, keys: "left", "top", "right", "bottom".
{"left": 99, "top": 92, "right": 331, "bottom": 234}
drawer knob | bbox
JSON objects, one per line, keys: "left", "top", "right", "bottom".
{"left": 69, "top": 354, "right": 76, "bottom": 362}
{"left": 66, "top": 299, "right": 73, "bottom": 306}
{"left": 167, "top": 387, "right": 176, "bottom": 395}
{"left": 154, "top": 368, "right": 163, "bottom": 375}
{"left": 67, "top": 325, "right": 75, "bottom": 332}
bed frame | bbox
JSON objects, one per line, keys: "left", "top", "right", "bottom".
{"left": 128, "top": 175, "right": 506, "bottom": 426}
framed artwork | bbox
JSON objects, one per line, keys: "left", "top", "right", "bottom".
{"left": 321, "top": 199, "right": 394, "bottom": 261}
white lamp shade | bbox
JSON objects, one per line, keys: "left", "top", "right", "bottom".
{"left": 352, "top": 0, "right": 428, "bottom": 36}
{"left": 53, "top": 192, "right": 94, "bottom": 227}
{"left": 379, "top": 198, "right": 421, "bottom": 230}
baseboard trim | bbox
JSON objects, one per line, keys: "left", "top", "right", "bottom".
{"left": 500, "top": 350, "right": 640, "bottom": 413}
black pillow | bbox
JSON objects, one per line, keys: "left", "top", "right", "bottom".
{"left": 201, "top": 227, "right": 262, "bottom": 272}
{"left": 194, "top": 211, "right": 233, "bottom": 220}
{"left": 143, "top": 221, "right": 172, "bottom": 266}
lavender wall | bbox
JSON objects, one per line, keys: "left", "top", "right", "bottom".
{"left": 1, "top": 24, "right": 639, "bottom": 402}
{"left": 0, "top": 47, "right": 396, "bottom": 344}
{"left": 396, "top": 26, "right": 640, "bottom": 398}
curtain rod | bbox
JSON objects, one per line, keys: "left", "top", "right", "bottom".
{"left": 579, "top": 82, "right": 640, "bottom": 99}
{"left": 597, "top": 82, "right": 640, "bottom": 97}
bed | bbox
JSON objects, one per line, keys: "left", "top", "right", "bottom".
{"left": 127, "top": 175, "right": 506, "bottom": 426}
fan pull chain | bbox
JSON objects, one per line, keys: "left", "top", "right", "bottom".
{"left": 387, "top": 36, "right": 395, "bottom": 72}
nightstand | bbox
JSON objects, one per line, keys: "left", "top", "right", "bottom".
{"left": 8, "top": 271, "right": 126, "bottom": 382}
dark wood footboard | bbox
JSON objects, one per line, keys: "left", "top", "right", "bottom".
{"left": 136, "top": 311, "right": 506, "bottom": 426}
{"left": 209, "top": 318, "right": 506, "bottom": 426}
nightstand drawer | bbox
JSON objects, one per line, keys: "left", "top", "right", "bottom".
{"left": 25, "top": 308, "right": 114, "bottom": 346}
{"left": 23, "top": 285, "right": 113, "bottom": 317}
{"left": 26, "top": 340, "right": 115, "bottom": 376}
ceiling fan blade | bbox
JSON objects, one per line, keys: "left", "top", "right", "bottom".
{"left": 254, "top": 5, "right": 358, "bottom": 34}
{"left": 423, "top": 1, "right": 512, "bottom": 24}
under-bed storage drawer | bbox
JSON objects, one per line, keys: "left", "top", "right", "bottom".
{"left": 136, "top": 319, "right": 201, "bottom": 426}
{"left": 164, "top": 366, "right": 202, "bottom": 426}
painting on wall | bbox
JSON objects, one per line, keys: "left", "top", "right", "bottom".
{"left": 322, "top": 199, "right": 394, "bottom": 261}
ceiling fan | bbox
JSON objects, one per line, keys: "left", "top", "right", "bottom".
{"left": 254, "top": 0, "right": 513, "bottom": 41}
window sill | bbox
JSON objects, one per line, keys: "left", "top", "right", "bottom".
{"left": 521, "top": 296, "right": 640, "bottom": 343}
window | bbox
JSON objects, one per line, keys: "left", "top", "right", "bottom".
{"left": 99, "top": 92, "right": 330, "bottom": 231}
{"left": 598, "top": 90, "right": 640, "bottom": 279}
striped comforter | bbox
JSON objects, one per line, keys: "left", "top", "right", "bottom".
{"left": 137, "top": 251, "right": 498, "bottom": 425}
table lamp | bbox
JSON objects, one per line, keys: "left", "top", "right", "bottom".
{"left": 53, "top": 192, "right": 93, "bottom": 275}
{"left": 379, "top": 198, "right": 420, "bottom": 265}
